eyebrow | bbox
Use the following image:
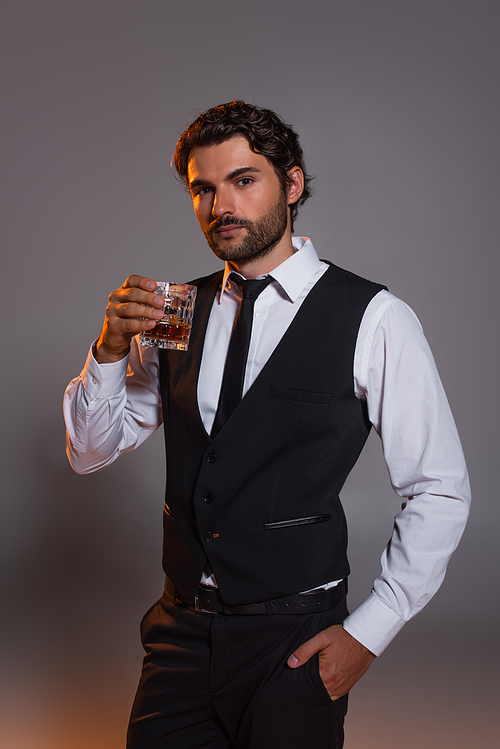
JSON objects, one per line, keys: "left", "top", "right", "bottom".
{"left": 188, "top": 166, "right": 262, "bottom": 191}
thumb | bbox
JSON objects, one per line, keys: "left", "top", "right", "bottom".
{"left": 287, "top": 633, "right": 322, "bottom": 669}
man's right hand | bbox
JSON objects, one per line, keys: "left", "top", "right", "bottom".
{"left": 94, "top": 275, "right": 165, "bottom": 363}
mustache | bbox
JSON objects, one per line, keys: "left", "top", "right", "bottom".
{"left": 209, "top": 216, "right": 250, "bottom": 232}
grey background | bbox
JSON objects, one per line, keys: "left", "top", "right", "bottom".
{"left": 1, "top": 1, "right": 498, "bottom": 747}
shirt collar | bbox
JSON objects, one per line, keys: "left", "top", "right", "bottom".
{"left": 218, "top": 237, "right": 322, "bottom": 303}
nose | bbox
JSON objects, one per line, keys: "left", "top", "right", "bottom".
{"left": 211, "top": 187, "right": 235, "bottom": 218}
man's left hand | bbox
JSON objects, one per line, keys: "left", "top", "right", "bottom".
{"left": 287, "top": 625, "right": 376, "bottom": 700}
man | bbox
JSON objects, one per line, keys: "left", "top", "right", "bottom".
{"left": 64, "top": 101, "right": 470, "bottom": 748}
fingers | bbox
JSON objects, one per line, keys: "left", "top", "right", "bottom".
{"left": 122, "top": 275, "right": 157, "bottom": 292}
{"left": 107, "top": 295, "right": 164, "bottom": 325}
{"left": 95, "top": 275, "right": 166, "bottom": 363}
{"left": 109, "top": 277, "right": 165, "bottom": 325}
{"left": 111, "top": 276, "right": 165, "bottom": 316}
{"left": 287, "top": 631, "right": 324, "bottom": 668}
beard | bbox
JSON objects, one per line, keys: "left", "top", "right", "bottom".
{"left": 203, "top": 190, "right": 289, "bottom": 263}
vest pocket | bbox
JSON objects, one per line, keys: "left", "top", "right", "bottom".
{"left": 269, "top": 387, "right": 332, "bottom": 404}
{"left": 264, "top": 514, "right": 331, "bottom": 530}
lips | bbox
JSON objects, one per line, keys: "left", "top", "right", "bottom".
{"left": 214, "top": 225, "right": 245, "bottom": 238}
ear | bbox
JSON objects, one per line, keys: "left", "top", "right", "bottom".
{"left": 287, "top": 166, "right": 305, "bottom": 205}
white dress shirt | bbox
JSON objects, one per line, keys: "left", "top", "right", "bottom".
{"left": 64, "top": 237, "right": 471, "bottom": 656}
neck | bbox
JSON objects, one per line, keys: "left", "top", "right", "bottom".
{"left": 230, "top": 233, "right": 295, "bottom": 279}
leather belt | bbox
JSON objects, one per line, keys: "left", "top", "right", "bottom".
{"left": 165, "top": 577, "right": 347, "bottom": 616}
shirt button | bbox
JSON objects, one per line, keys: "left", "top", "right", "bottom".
{"left": 207, "top": 454, "right": 218, "bottom": 463}
{"left": 92, "top": 376, "right": 98, "bottom": 385}
{"left": 202, "top": 494, "right": 214, "bottom": 504}
{"left": 204, "top": 532, "right": 213, "bottom": 542}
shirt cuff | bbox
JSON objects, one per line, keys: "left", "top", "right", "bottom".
{"left": 342, "top": 591, "right": 406, "bottom": 656}
{"left": 80, "top": 341, "right": 129, "bottom": 400}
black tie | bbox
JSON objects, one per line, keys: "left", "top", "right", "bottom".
{"left": 211, "top": 275, "right": 273, "bottom": 437}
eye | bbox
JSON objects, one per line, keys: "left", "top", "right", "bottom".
{"left": 237, "top": 177, "right": 253, "bottom": 187}
{"left": 196, "top": 186, "right": 213, "bottom": 196}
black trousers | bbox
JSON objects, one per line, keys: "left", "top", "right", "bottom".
{"left": 126, "top": 588, "right": 349, "bottom": 749}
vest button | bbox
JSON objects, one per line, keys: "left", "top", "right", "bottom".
{"left": 207, "top": 453, "right": 218, "bottom": 463}
{"left": 202, "top": 494, "right": 214, "bottom": 504}
{"left": 204, "top": 532, "right": 213, "bottom": 542}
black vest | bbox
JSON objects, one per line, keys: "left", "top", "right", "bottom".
{"left": 159, "top": 263, "right": 385, "bottom": 605}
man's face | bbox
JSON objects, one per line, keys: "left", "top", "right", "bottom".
{"left": 187, "top": 136, "right": 289, "bottom": 264}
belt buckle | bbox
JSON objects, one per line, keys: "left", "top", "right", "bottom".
{"left": 194, "top": 590, "right": 219, "bottom": 614}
